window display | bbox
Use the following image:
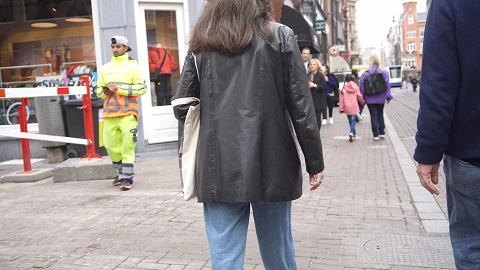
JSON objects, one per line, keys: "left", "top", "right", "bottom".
{"left": 0, "top": 0, "right": 94, "bottom": 126}
{"left": 145, "top": 10, "right": 180, "bottom": 107}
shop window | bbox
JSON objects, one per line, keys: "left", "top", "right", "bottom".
{"left": 0, "top": 0, "right": 95, "bottom": 126}
{"left": 145, "top": 10, "right": 180, "bottom": 107}
{"left": 0, "top": 0, "right": 14, "bottom": 23}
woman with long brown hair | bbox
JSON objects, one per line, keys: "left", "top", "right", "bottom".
{"left": 172, "top": 0, "right": 325, "bottom": 268}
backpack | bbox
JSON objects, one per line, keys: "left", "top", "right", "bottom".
{"left": 364, "top": 69, "right": 387, "bottom": 95}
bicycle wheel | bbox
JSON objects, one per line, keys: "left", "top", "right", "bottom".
{"left": 6, "top": 101, "right": 30, "bottom": 125}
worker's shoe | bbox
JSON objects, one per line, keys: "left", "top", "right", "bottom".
{"left": 120, "top": 179, "right": 133, "bottom": 191}
{"left": 112, "top": 176, "right": 122, "bottom": 186}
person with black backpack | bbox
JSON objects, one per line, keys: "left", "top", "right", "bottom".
{"left": 359, "top": 55, "right": 393, "bottom": 141}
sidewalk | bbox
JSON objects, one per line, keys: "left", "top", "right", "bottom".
{"left": 0, "top": 88, "right": 454, "bottom": 269}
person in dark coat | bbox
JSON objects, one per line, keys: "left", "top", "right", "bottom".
{"left": 414, "top": 0, "right": 480, "bottom": 268}
{"left": 172, "top": 0, "right": 325, "bottom": 268}
{"left": 324, "top": 65, "right": 337, "bottom": 124}
{"left": 411, "top": 76, "right": 418, "bottom": 92}
{"left": 308, "top": 58, "right": 327, "bottom": 129}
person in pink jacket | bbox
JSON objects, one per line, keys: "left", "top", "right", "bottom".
{"left": 339, "top": 74, "right": 365, "bottom": 142}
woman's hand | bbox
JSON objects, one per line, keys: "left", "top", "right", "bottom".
{"left": 309, "top": 171, "right": 324, "bottom": 191}
{"left": 309, "top": 81, "right": 316, "bottom": 88}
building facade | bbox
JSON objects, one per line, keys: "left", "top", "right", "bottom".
{"left": 401, "top": 1, "right": 426, "bottom": 73}
{"left": 346, "top": 0, "right": 360, "bottom": 65}
{"left": 0, "top": 0, "right": 352, "bottom": 161}
{"left": 0, "top": 0, "right": 201, "bottom": 161}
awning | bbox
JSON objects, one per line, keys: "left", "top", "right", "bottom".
{"left": 280, "top": 5, "right": 322, "bottom": 54}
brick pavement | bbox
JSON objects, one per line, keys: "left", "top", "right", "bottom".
{"left": 0, "top": 86, "right": 455, "bottom": 269}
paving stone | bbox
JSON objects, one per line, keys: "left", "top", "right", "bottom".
{"left": 0, "top": 88, "right": 455, "bottom": 269}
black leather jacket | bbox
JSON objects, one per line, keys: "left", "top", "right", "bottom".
{"left": 173, "top": 22, "right": 324, "bottom": 203}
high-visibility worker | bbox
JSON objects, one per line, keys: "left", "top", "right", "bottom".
{"left": 96, "top": 35, "right": 147, "bottom": 191}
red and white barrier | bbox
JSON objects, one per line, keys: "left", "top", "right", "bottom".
{"left": 0, "top": 86, "right": 86, "bottom": 98}
{"left": 0, "top": 75, "right": 101, "bottom": 173}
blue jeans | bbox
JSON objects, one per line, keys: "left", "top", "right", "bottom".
{"left": 204, "top": 201, "right": 297, "bottom": 270}
{"left": 347, "top": 115, "right": 356, "bottom": 136}
{"left": 444, "top": 154, "right": 480, "bottom": 269}
{"left": 367, "top": 104, "right": 385, "bottom": 137}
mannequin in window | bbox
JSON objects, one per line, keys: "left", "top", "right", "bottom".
{"left": 148, "top": 42, "right": 178, "bottom": 106}
{"left": 55, "top": 46, "right": 62, "bottom": 72}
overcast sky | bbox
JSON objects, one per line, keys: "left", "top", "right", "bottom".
{"left": 356, "top": 0, "right": 427, "bottom": 50}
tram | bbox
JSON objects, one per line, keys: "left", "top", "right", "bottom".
{"left": 387, "top": 65, "right": 403, "bottom": 88}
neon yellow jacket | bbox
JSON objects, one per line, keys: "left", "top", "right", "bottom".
{"left": 96, "top": 53, "right": 147, "bottom": 118}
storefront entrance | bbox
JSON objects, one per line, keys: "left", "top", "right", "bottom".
{"left": 136, "top": 2, "right": 188, "bottom": 144}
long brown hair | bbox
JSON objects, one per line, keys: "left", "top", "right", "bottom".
{"left": 189, "top": 0, "right": 274, "bottom": 55}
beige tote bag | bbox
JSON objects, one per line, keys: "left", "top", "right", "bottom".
{"left": 171, "top": 54, "right": 200, "bottom": 201}
{"left": 172, "top": 97, "right": 200, "bottom": 201}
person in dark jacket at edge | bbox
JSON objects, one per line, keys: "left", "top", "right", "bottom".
{"left": 172, "top": 0, "right": 325, "bottom": 269}
{"left": 414, "top": 1, "right": 480, "bottom": 269}
{"left": 324, "top": 65, "right": 337, "bottom": 125}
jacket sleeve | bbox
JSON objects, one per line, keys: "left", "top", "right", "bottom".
{"left": 326, "top": 75, "right": 337, "bottom": 88}
{"left": 414, "top": 0, "right": 459, "bottom": 164}
{"left": 167, "top": 50, "right": 179, "bottom": 71}
{"left": 116, "top": 62, "right": 147, "bottom": 97}
{"left": 359, "top": 73, "right": 366, "bottom": 96}
{"left": 339, "top": 90, "right": 344, "bottom": 111}
{"left": 356, "top": 87, "right": 365, "bottom": 105}
{"left": 313, "top": 73, "right": 326, "bottom": 92}
{"left": 95, "top": 68, "right": 107, "bottom": 98}
{"left": 172, "top": 51, "right": 200, "bottom": 123}
{"left": 148, "top": 49, "right": 156, "bottom": 72}
{"left": 382, "top": 70, "right": 393, "bottom": 100}
{"left": 280, "top": 26, "right": 325, "bottom": 174}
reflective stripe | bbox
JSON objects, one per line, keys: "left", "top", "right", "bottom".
{"left": 121, "top": 96, "right": 138, "bottom": 106}
{"left": 119, "top": 83, "right": 146, "bottom": 97}
{"left": 122, "top": 165, "right": 134, "bottom": 174}
{"left": 106, "top": 95, "right": 121, "bottom": 107}
{"left": 113, "top": 161, "right": 122, "bottom": 170}
{"left": 102, "top": 80, "right": 142, "bottom": 117}
{"left": 104, "top": 107, "right": 138, "bottom": 113}
{"left": 123, "top": 96, "right": 130, "bottom": 107}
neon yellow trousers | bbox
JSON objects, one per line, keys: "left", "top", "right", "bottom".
{"left": 103, "top": 114, "right": 138, "bottom": 165}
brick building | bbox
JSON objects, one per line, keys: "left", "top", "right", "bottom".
{"left": 401, "top": 1, "right": 426, "bottom": 74}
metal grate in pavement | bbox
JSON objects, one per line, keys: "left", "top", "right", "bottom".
{"left": 359, "top": 233, "right": 455, "bottom": 268}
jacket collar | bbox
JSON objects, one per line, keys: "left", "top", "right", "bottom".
{"left": 111, "top": 53, "right": 129, "bottom": 62}
{"left": 368, "top": 65, "right": 379, "bottom": 73}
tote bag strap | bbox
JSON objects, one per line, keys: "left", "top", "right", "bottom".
{"left": 193, "top": 53, "right": 200, "bottom": 81}
{"left": 171, "top": 97, "right": 199, "bottom": 106}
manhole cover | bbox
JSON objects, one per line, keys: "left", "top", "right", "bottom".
{"left": 359, "top": 233, "right": 455, "bottom": 268}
